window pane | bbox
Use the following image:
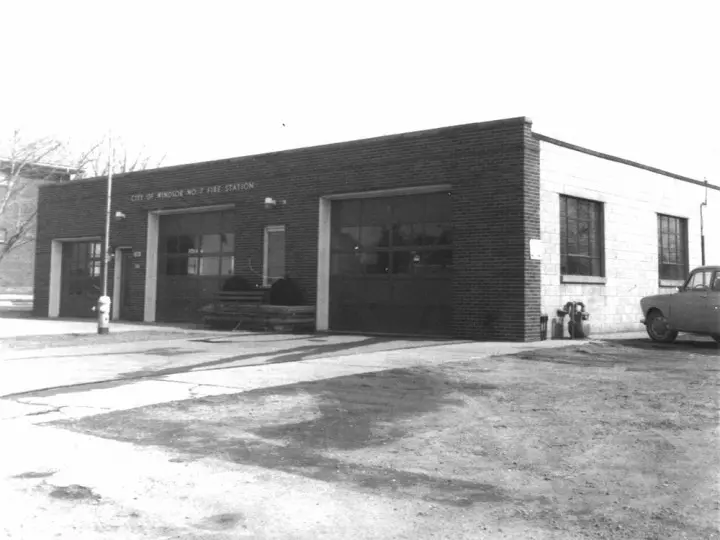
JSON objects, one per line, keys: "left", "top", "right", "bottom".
{"left": 221, "top": 233, "right": 234, "bottom": 253}
{"left": 199, "top": 256, "right": 220, "bottom": 276}
{"left": 167, "top": 257, "right": 190, "bottom": 276}
{"left": 361, "top": 251, "right": 389, "bottom": 274}
{"left": 360, "top": 225, "right": 389, "bottom": 249}
{"left": 176, "top": 235, "right": 197, "bottom": 254}
{"left": 414, "top": 249, "right": 453, "bottom": 275}
{"left": 567, "top": 224, "right": 578, "bottom": 253}
{"left": 578, "top": 222, "right": 590, "bottom": 253}
{"left": 333, "top": 226, "right": 360, "bottom": 251}
{"left": 188, "top": 256, "right": 199, "bottom": 275}
{"left": 578, "top": 202, "right": 590, "bottom": 220}
{"left": 331, "top": 253, "right": 362, "bottom": 275}
{"left": 201, "top": 234, "right": 222, "bottom": 253}
{"left": 423, "top": 223, "right": 452, "bottom": 245}
{"left": 392, "top": 251, "right": 412, "bottom": 274}
{"left": 221, "top": 256, "right": 235, "bottom": 275}
{"left": 568, "top": 256, "right": 591, "bottom": 276}
{"left": 566, "top": 197, "right": 577, "bottom": 219}
{"left": 392, "top": 223, "right": 423, "bottom": 247}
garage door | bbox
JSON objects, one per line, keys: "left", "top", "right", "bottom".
{"left": 329, "top": 192, "right": 452, "bottom": 336}
{"left": 156, "top": 210, "right": 235, "bottom": 322}
{"left": 60, "top": 240, "right": 103, "bottom": 318}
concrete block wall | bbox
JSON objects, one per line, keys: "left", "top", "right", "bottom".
{"left": 538, "top": 138, "right": 720, "bottom": 334}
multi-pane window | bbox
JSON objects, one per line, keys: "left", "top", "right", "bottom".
{"left": 330, "top": 192, "right": 452, "bottom": 277}
{"left": 560, "top": 195, "right": 604, "bottom": 276}
{"left": 657, "top": 214, "right": 688, "bottom": 281}
{"left": 65, "top": 241, "right": 103, "bottom": 278}
{"left": 163, "top": 233, "right": 234, "bottom": 276}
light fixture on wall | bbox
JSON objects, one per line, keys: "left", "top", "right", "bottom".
{"left": 114, "top": 211, "right": 127, "bottom": 221}
{"left": 264, "top": 197, "right": 286, "bottom": 210}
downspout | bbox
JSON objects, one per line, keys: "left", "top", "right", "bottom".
{"left": 700, "top": 179, "right": 708, "bottom": 266}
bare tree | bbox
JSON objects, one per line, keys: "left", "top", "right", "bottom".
{"left": 0, "top": 130, "right": 164, "bottom": 265}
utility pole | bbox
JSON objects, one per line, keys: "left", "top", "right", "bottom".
{"left": 97, "top": 133, "right": 114, "bottom": 334}
{"left": 700, "top": 179, "right": 708, "bottom": 267}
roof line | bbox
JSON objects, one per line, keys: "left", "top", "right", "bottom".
{"left": 533, "top": 133, "right": 719, "bottom": 192}
{"left": 48, "top": 117, "right": 531, "bottom": 185}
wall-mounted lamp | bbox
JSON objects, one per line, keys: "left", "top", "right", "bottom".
{"left": 114, "top": 211, "right": 127, "bottom": 221}
{"left": 264, "top": 197, "right": 286, "bottom": 210}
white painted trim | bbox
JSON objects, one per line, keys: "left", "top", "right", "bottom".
{"left": 263, "top": 225, "right": 286, "bottom": 287}
{"left": 144, "top": 212, "right": 159, "bottom": 322}
{"left": 315, "top": 184, "right": 451, "bottom": 332}
{"left": 324, "top": 184, "right": 452, "bottom": 200}
{"left": 143, "top": 204, "right": 236, "bottom": 322}
{"left": 47, "top": 236, "right": 103, "bottom": 318}
{"left": 316, "top": 198, "right": 331, "bottom": 331}
{"left": 112, "top": 246, "right": 132, "bottom": 320}
{"left": 48, "top": 241, "right": 62, "bottom": 318}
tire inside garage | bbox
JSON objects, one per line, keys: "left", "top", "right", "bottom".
{"left": 329, "top": 192, "right": 452, "bottom": 336}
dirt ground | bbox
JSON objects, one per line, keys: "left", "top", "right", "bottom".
{"left": 49, "top": 338, "right": 720, "bottom": 539}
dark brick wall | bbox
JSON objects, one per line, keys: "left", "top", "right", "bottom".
{"left": 34, "top": 116, "right": 542, "bottom": 341}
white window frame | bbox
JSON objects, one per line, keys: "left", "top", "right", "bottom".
{"left": 263, "top": 225, "right": 286, "bottom": 287}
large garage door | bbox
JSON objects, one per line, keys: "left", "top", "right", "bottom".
{"left": 157, "top": 210, "right": 235, "bottom": 322}
{"left": 329, "top": 192, "right": 452, "bottom": 336}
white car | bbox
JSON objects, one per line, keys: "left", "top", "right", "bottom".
{"left": 640, "top": 266, "right": 720, "bottom": 343}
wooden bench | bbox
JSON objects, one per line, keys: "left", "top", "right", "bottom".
{"left": 201, "top": 290, "right": 269, "bottom": 330}
{"left": 201, "top": 289, "right": 316, "bottom": 333}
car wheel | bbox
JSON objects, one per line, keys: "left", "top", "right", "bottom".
{"left": 645, "top": 310, "right": 678, "bottom": 343}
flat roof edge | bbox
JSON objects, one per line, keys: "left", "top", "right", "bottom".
{"left": 43, "top": 117, "right": 531, "bottom": 187}
{"left": 534, "top": 132, "right": 719, "bottom": 192}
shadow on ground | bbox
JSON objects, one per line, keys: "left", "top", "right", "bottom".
{"left": 52, "top": 366, "right": 522, "bottom": 508}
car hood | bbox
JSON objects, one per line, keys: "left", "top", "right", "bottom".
{"left": 641, "top": 292, "right": 675, "bottom": 307}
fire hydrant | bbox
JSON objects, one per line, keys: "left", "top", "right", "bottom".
{"left": 96, "top": 295, "right": 111, "bottom": 335}
{"left": 563, "top": 301, "right": 591, "bottom": 339}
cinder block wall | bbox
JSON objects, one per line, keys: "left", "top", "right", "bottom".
{"left": 538, "top": 138, "right": 720, "bottom": 334}
{"left": 35, "top": 117, "right": 542, "bottom": 341}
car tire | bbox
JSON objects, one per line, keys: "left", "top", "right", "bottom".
{"left": 645, "top": 310, "right": 678, "bottom": 343}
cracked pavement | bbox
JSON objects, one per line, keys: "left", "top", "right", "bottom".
{"left": 0, "top": 327, "right": 600, "bottom": 539}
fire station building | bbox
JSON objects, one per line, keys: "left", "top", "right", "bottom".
{"left": 32, "top": 117, "right": 719, "bottom": 341}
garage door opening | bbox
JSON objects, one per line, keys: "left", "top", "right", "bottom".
{"left": 156, "top": 210, "right": 235, "bottom": 322}
{"left": 329, "top": 191, "right": 452, "bottom": 336}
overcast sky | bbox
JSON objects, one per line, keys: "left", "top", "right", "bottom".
{"left": 2, "top": 0, "right": 717, "bottom": 183}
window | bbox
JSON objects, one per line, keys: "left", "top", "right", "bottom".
{"left": 657, "top": 214, "right": 688, "bottom": 281}
{"left": 162, "top": 232, "right": 234, "bottom": 277}
{"left": 264, "top": 225, "right": 286, "bottom": 286}
{"left": 685, "top": 270, "right": 713, "bottom": 291}
{"left": 560, "top": 195, "right": 604, "bottom": 276}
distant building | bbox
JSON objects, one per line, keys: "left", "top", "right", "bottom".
{"left": 31, "top": 117, "right": 719, "bottom": 340}
{"left": 0, "top": 160, "right": 79, "bottom": 294}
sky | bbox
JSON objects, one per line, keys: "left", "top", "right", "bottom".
{"left": 2, "top": 0, "right": 717, "bottom": 183}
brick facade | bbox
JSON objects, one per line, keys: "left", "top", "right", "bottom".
{"left": 34, "top": 116, "right": 542, "bottom": 341}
